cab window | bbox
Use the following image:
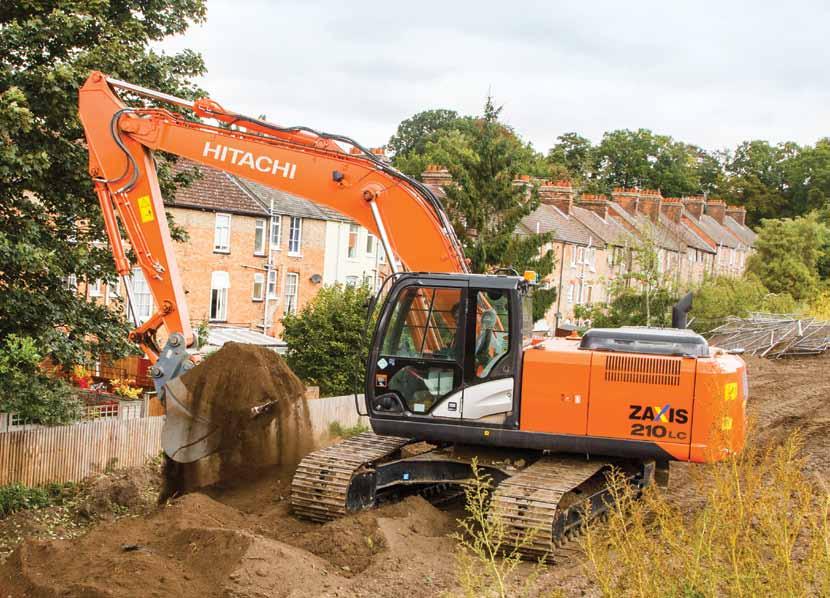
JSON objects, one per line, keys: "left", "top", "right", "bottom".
{"left": 381, "top": 286, "right": 462, "bottom": 361}
{"left": 473, "top": 289, "right": 510, "bottom": 379}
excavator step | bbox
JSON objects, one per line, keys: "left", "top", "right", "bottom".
{"left": 489, "top": 456, "right": 612, "bottom": 560}
{"left": 290, "top": 432, "right": 410, "bottom": 522}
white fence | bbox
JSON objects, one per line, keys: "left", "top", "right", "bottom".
{"left": 0, "top": 394, "right": 367, "bottom": 486}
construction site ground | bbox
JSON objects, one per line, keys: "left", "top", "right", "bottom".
{"left": 1, "top": 353, "right": 828, "bottom": 597}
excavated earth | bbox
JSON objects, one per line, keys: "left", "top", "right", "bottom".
{"left": 1, "top": 353, "right": 829, "bottom": 597}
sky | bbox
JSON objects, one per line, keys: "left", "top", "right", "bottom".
{"left": 159, "top": 0, "right": 830, "bottom": 155}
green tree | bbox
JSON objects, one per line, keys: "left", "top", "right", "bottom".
{"left": 437, "top": 99, "right": 555, "bottom": 310}
{"left": 0, "top": 1, "right": 206, "bottom": 420}
{"left": 546, "top": 132, "right": 592, "bottom": 183}
{"left": 282, "top": 284, "right": 373, "bottom": 397}
{"left": 590, "top": 129, "right": 702, "bottom": 196}
{"left": 746, "top": 214, "right": 828, "bottom": 301}
{"left": 388, "top": 108, "right": 461, "bottom": 158}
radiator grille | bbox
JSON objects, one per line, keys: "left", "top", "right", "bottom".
{"left": 604, "top": 354, "right": 681, "bottom": 386}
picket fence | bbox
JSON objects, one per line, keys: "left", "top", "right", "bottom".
{"left": 0, "top": 395, "right": 368, "bottom": 486}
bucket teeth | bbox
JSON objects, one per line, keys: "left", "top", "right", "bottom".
{"left": 290, "top": 432, "right": 409, "bottom": 522}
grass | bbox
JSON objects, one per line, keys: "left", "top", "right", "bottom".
{"left": 450, "top": 458, "right": 547, "bottom": 598}
{"left": 580, "top": 430, "right": 830, "bottom": 597}
{"left": 328, "top": 421, "right": 369, "bottom": 439}
{"left": 0, "top": 482, "right": 76, "bottom": 517}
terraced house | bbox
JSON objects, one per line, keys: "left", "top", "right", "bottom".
{"left": 84, "top": 160, "right": 389, "bottom": 343}
{"left": 422, "top": 167, "right": 756, "bottom": 333}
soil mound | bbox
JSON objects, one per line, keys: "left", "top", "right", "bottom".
{"left": 162, "top": 343, "right": 314, "bottom": 498}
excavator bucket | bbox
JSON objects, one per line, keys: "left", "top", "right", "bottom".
{"left": 161, "top": 377, "right": 222, "bottom": 463}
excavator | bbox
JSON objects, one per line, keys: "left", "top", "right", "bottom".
{"left": 78, "top": 71, "right": 747, "bottom": 557}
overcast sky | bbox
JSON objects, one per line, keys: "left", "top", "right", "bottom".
{"left": 160, "top": 0, "right": 830, "bottom": 154}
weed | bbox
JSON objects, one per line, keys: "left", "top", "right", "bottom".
{"left": 581, "top": 431, "right": 830, "bottom": 597}
{"left": 450, "top": 458, "right": 546, "bottom": 598}
{"left": 328, "top": 421, "right": 369, "bottom": 439}
{"left": 0, "top": 482, "right": 76, "bottom": 517}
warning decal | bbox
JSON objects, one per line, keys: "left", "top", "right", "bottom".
{"left": 138, "top": 195, "right": 155, "bottom": 223}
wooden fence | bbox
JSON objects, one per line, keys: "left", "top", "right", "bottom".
{"left": 0, "top": 394, "right": 368, "bottom": 487}
{"left": 0, "top": 417, "right": 164, "bottom": 486}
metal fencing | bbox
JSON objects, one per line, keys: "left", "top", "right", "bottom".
{"left": 708, "top": 313, "right": 830, "bottom": 357}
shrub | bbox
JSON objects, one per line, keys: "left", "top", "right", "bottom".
{"left": 282, "top": 284, "right": 373, "bottom": 397}
{"left": 0, "top": 482, "right": 73, "bottom": 517}
{"left": 0, "top": 335, "right": 81, "bottom": 424}
{"left": 328, "top": 421, "right": 369, "bottom": 439}
{"left": 690, "top": 275, "right": 799, "bottom": 332}
{"left": 581, "top": 431, "right": 830, "bottom": 597}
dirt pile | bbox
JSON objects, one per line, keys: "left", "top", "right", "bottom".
{"left": 163, "top": 343, "right": 314, "bottom": 497}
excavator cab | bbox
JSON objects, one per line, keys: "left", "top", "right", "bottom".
{"left": 367, "top": 273, "right": 532, "bottom": 438}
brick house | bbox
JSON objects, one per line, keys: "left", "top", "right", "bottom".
{"left": 113, "top": 160, "right": 389, "bottom": 341}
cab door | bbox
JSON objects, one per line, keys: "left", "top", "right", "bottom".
{"left": 368, "top": 280, "right": 467, "bottom": 418}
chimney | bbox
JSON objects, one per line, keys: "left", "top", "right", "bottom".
{"left": 705, "top": 199, "right": 726, "bottom": 225}
{"left": 661, "top": 197, "right": 683, "bottom": 224}
{"left": 611, "top": 187, "right": 639, "bottom": 216}
{"left": 638, "top": 189, "right": 662, "bottom": 223}
{"left": 682, "top": 196, "right": 705, "bottom": 219}
{"left": 538, "top": 180, "right": 574, "bottom": 215}
{"left": 726, "top": 205, "right": 747, "bottom": 226}
{"left": 578, "top": 194, "right": 609, "bottom": 220}
{"left": 421, "top": 164, "right": 452, "bottom": 188}
{"left": 370, "top": 147, "right": 391, "bottom": 164}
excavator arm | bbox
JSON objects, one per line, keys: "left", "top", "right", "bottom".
{"left": 79, "top": 71, "right": 468, "bottom": 462}
{"left": 79, "top": 71, "right": 467, "bottom": 361}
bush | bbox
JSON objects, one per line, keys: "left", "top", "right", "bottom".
{"left": 0, "top": 482, "right": 72, "bottom": 517}
{"left": 581, "top": 431, "right": 830, "bottom": 597}
{"left": 690, "top": 275, "right": 798, "bottom": 332}
{"left": 282, "top": 284, "right": 373, "bottom": 397}
{"left": 576, "top": 287, "right": 677, "bottom": 329}
{"left": 0, "top": 335, "right": 82, "bottom": 424}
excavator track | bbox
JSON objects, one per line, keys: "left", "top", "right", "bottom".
{"left": 489, "top": 456, "right": 612, "bottom": 560}
{"left": 290, "top": 432, "right": 410, "bottom": 522}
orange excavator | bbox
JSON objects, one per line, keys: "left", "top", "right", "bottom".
{"left": 79, "top": 72, "right": 747, "bottom": 557}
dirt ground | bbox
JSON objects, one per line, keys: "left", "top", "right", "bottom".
{"left": 1, "top": 353, "right": 828, "bottom": 597}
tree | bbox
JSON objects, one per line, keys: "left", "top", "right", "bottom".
{"left": 746, "top": 214, "right": 828, "bottom": 301}
{"left": 722, "top": 140, "right": 791, "bottom": 225}
{"left": 436, "top": 99, "right": 555, "bottom": 308}
{"left": 546, "top": 132, "right": 592, "bottom": 183}
{"left": 590, "top": 129, "right": 702, "bottom": 197}
{"left": 388, "top": 109, "right": 461, "bottom": 158}
{"left": 0, "top": 1, "right": 206, "bottom": 421}
{"left": 282, "top": 284, "right": 373, "bottom": 397}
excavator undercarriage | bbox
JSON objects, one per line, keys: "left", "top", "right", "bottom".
{"left": 290, "top": 432, "right": 658, "bottom": 559}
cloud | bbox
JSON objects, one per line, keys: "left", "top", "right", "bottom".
{"left": 159, "top": 0, "right": 830, "bottom": 153}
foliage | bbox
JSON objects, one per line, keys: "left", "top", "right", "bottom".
{"left": 689, "top": 275, "right": 794, "bottom": 331}
{"left": 452, "top": 458, "right": 545, "bottom": 598}
{"left": 0, "top": 482, "right": 75, "bottom": 518}
{"left": 0, "top": 335, "right": 81, "bottom": 424}
{"left": 808, "top": 291, "right": 830, "bottom": 319}
{"left": 746, "top": 213, "right": 828, "bottom": 301}
{"left": 282, "top": 284, "right": 373, "bottom": 397}
{"left": 109, "top": 378, "right": 142, "bottom": 400}
{"left": 581, "top": 432, "right": 830, "bottom": 597}
{"left": 387, "top": 108, "right": 460, "bottom": 161}
{"left": 0, "top": 1, "right": 205, "bottom": 412}
{"left": 327, "top": 421, "right": 369, "bottom": 439}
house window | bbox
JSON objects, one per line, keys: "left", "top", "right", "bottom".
{"left": 270, "top": 215, "right": 282, "bottom": 249}
{"left": 347, "top": 224, "right": 359, "bottom": 259}
{"left": 65, "top": 274, "right": 78, "bottom": 291}
{"left": 284, "top": 272, "right": 299, "bottom": 314}
{"left": 89, "top": 279, "right": 103, "bottom": 297}
{"left": 582, "top": 285, "right": 593, "bottom": 304}
{"left": 252, "top": 273, "right": 264, "bottom": 301}
{"left": 587, "top": 248, "right": 596, "bottom": 272}
{"left": 130, "top": 268, "right": 153, "bottom": 323}
{"left": 210, "top": 271, "right": 229, "bottom": 321}
{"left": 254, "top": 219, "right": 266, "bottom": 255}
{"left": 567, "top": 283, "right": 575, "bottom": 304}
{"left": 267, "top": 269, "right": 278, "bottom": 298}
{"left": 366, "top": 233, "right": 375, "bottom": 256}
{"left": 214, "top": 213, "right": 231, "bottom": 253}
{"left": 345, "top": 275, "right": 359, "bottom": 286}
{"left": 288, "top": 217, "right": 302, "bottom": 255}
